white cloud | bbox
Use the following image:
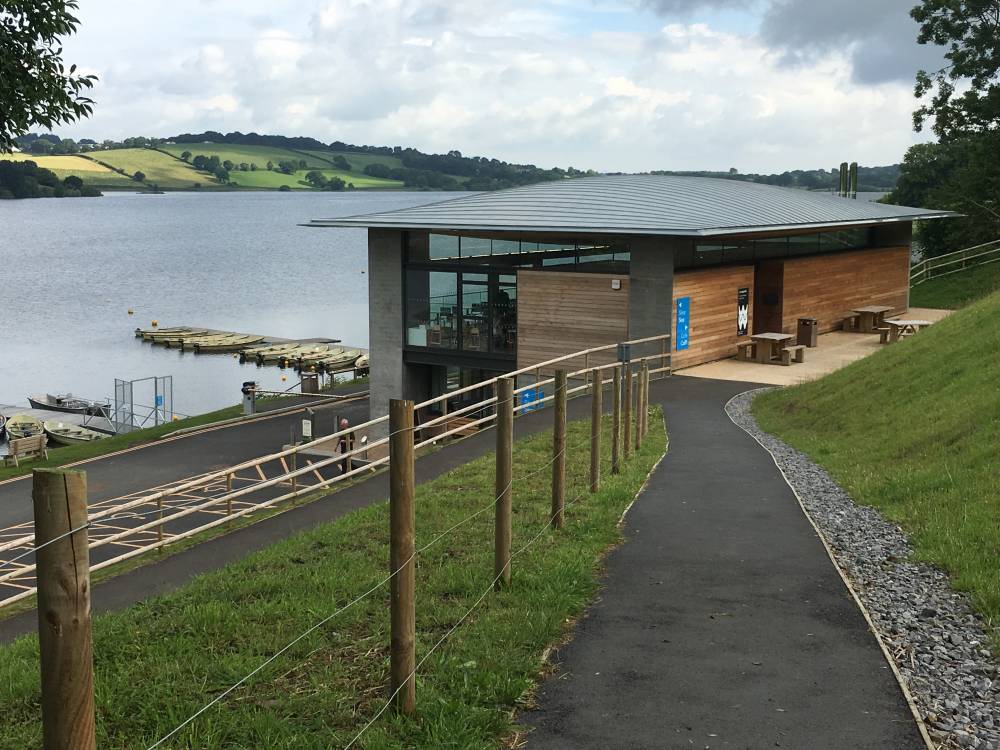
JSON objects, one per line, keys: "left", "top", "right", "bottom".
{"left": 56, "top": 0, "right": 933, "bottom": 171}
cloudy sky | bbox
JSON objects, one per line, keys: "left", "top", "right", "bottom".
{"left": 59, "top": 0, "right": 944, "bottom": 173}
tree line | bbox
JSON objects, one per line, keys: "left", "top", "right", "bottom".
{"left": 0, "top": 159, "right": 100, "bottom": 199}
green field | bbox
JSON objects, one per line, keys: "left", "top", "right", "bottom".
{"left": 160, "top": 142, "right": 331, "bottom": 170}
{"left": 754, "top": 289, "right": 1000, "bottom": 647}
{"left": 910, "top": 261, "right": 1000, "bottom": 309}
{"left": 227, "top": 167, "right": 403, "bottom": 190}
{"left": 88, "top": 149, "right": 218, "bottom": 188}
{"left": 0, "top": 152, "right": 136, "bottom": 188}
{"left": 0, "top": 407, "right": 666, "bottom": 748}
{"left": 159, "top": 143, "right": 404, "bottom": 189}
{"left": 305, "top": 149, "right": 405, "bottom": 171}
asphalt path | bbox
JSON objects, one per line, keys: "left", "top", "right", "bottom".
{"left": 519, "top": 376, "right": 923, "bottom": 748}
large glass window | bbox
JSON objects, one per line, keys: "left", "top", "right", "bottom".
{"left": 406, "top": 270, "right": 458, "bottom": 349}
{"left": 688, "top": 227, "right": 874, "bottom": 268}
{"left": 461, "top": 273, "right": 490, "bottom": 352}
{"left": 493, "top": 275, "right": 517, "bottom": 353}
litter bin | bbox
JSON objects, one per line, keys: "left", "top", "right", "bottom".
{"left": 797, "top": 317, "right": 818, "bottom": 348}
{"left": 300, "top": 373, "right": 319, "bottom": 394}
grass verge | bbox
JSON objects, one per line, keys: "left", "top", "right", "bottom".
{"left": 752, "top": 288, "right": 1000, "bottom": 645}
{"left": 0, "top": 407, "right": 666, "bottom": 748}
{"left": 910, "top": 261, "right": 1000, "bottom": 309}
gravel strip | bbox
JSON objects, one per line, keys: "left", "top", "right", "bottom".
{"left": 728, "top": 389, "right": 1000, "bottom": 750}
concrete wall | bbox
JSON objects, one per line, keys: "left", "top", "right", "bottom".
{"left": 628, "top": 237, "right": 677, "bottom": 360}
{"left": 367, "top": 229, "right": 429, "bottom": 436}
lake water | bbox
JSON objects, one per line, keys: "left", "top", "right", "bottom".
{"left": 0, "top": 191, "right": 449, "bottom": 416}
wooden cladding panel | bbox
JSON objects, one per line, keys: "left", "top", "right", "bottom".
{"left": 516, "top": 270, "right": 629, "bottom": 370}
{"left": 672, "top": 265, "right": 755, "bottom": 370}
{"left": 780, "top": 246, "right": 910, "bottom": 334}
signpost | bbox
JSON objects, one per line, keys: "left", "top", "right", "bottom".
{"left": 676, "top": 296, "right": 690, "bottom": 351}
{"left": 737, "top": 287, "right": 749, "bottom": 336}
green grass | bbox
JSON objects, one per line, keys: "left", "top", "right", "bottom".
{"left": 910, "top": 261, "right": 1000, "bottom": 309}
{"left": 753, "top": 289, "right": 1000, "bottom": 642}
{"left": 159, "top": 143, "right": 332, "bottom": 170}
{"left": 0, "top": 407, "right": 665, "bottom": 749}
{"left": 87, "top": 149, "right": 217, "bottom": 189}
{"left": 225, "top": 168, "right": 402, "bottom": 190}
{"left": 0, "top": 153, "right": 137, "bottom": 188}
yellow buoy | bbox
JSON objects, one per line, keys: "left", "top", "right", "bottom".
{"left": 127, "top": 308, "right": 134, "bottom": 315}
{"left": 151, "top": 319, "right": 158, "bottom": 327}
{"left": 172, "top": 415, "right": 179, "bottom": 421}
{"left": 281, "top": 375, "right": 287, "bottom": 382}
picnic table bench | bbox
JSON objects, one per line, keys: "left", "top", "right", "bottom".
{"left": 846, "top": 305, "right": 894, "bottom": 333}
{"left": 885, "top": 319, "right": 933, "bottom": 343}
{"left": 750, "top": 332, "right": 802, "bottom": 365}
{"left": 2, "top": 434, "right": 49, "bottom": 467}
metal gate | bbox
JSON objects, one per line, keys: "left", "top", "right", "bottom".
{"left": 111, "top": 375, "right": 173, "bottom": 433}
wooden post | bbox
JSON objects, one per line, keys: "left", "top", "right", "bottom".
{"left": 551, "top": 370, "right": 567, "bottom": 529}
{"left": 590, "top": 368, "right": 602, "bottom": 493}
{"left": 494, "top": 377, "right": 513, "bottom": 588}
{"left": 388, "top": 399, "right": 416, "bottom": 714}
{"left": 290, "top": 451, "right": 298, "bottom": 498}
{"left": 643, "top": 363, "right": 651, "bottom": 437}
{"left": 611, "top": 365, "right": 622, "bottom": 475}
{"left": 660, "top": 338, "right": 668, "bottom": 378}
{"left": 33, "top": 468, "right": 96, "bottom": 750}
{"left": 635, "top": 364, "right": 644, "bottom": 452}
{"left": 157, "top": 496, "right": 164, "bottom": 549}
{"left": 623, "top": 363, "right": 633, "bottom": 461}
{"left": 226, "top": 472, "right": 233, "bottom": 516}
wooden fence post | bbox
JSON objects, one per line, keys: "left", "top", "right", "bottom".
{"left": 622, "top": 363, "right": 633, "bottom": 462}
{"left": 494, "top": 377, "right": 513, "bottom": 588}
{"left": 33, "top": 468, "right": 96, "bottom": 750}
{"left": 611, "top": 365, "right": 622, "bottom": 475}
{"left": 590, "top": 368, "right": 602, "bottom": 493}
{"left": 642, "top": 363, "right": 650, "bottom": 438}
{"left": 551, "top": 370, "right": 567, "bottom": 529}
{"left": 635, "top": 364, "right": 644, "bottom": 452}
{"left": 388, "top": 399, "right": 416, "bottom": 714}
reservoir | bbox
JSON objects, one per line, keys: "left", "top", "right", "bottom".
{"left": 0, "top": 190, "right": 449, "bottom": 416}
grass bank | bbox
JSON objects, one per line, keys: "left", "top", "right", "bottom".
{"left": 910, "top": 260, "right": 1000, "bottom": 309}
{"left": 753, "top": 289, "right": 1000, "bottom": 641}
{"left": 0, "top": 407, "right": 666, "bottom": 748}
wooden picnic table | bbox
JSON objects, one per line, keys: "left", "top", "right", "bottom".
{"left": 851, "top": 305, "right": 894, "bottom": 333}
{"left": 751, "top": 332, "right": 794, "bottom": 364}
{"left": 886, "top": 319, "right": 932, "bottom": 343}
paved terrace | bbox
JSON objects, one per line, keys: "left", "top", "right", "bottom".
{"left": 677, "top": 307, "right": 950, "bottom": 385}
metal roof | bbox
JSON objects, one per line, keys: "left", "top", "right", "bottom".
{"left": 305, "top": 174, "right": 956, "bottom": 237}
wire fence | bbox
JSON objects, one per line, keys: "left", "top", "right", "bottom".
{"left": 0, "top": 335, "right": 669, "bottom": 609}
{"left": 140, "top": 363, "right": 656, "bottom": 749}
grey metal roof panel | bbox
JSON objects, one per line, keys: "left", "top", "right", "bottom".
{"left": 306, "top": 174, "right": 957, "bottom": 236}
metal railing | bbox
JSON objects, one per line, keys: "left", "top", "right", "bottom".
{"left": 910, "top": 239, "right": 1000, "bottom": 285}
{"left": 0, "top": 333, "right": 670, "bottom": 609}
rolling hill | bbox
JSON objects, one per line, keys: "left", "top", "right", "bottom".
{"left": 0, "top": 152, "right": 136, "bottom": 188}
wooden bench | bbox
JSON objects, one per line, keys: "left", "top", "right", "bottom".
{"left": 842, "top": 314, "right": 859, "bottom": 332}
{"left": 781, "top": 345, "right": 806, "bottom": 366}
{"left": 3, "top": 434, "right": 49, "bottom": 467}
{"left": 876, "top": 326, "right": 891, "bottom": 344}
{"left": 735, "top": 340, "right": 756, "bottom": 361}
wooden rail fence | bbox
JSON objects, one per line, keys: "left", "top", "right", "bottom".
{"left": 24, "top": 333, "right": 664, "bottom": 745}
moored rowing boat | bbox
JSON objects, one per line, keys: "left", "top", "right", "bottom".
{"left": 43, "top": 420, "right": 109, "bottom": 446}
{"left": 6, "top": 414, "right": 44, "bottom": 440}
{"left": 193, "top": 335, "right": 265, "bottom": 353}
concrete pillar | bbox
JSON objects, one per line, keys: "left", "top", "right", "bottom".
{"left": 368, "top": 229, "right": 429, "bottom": 436}
{"left": 628, "top": 237, "right": 679, "bottom": 357}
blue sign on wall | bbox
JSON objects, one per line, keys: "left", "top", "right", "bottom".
{"left": 519, "top": 388, "right": 544, "bottom": 413}
{"left": 676, "top": 296, "right": 690, "bottom": 351}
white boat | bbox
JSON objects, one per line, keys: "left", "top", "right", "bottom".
{"left": 43, "top": 421, "right": 109, "bottom": 446}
